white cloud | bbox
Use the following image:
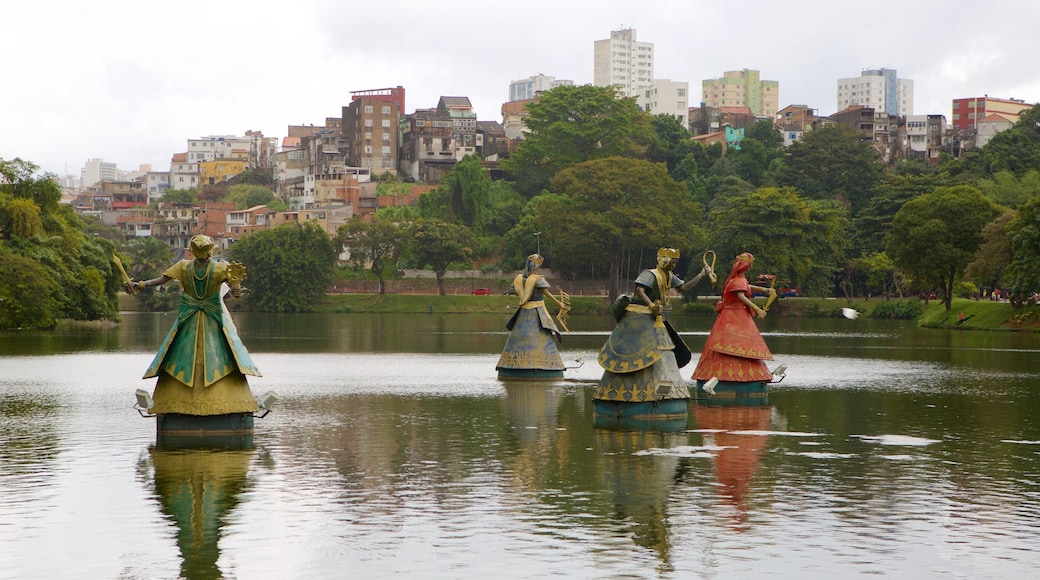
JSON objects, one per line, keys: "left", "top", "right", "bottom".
{"left": 3, "top": 0, "right": 1039, "bottom": 176}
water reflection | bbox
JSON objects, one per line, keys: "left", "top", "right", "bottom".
{"left": 691, "top": 403, "right": 773, "bottom": 531}
{"left": 137, "top": 436, "right": 257, "bottom": 580}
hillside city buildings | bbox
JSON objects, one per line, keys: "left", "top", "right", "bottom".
{"left": 65, "top": 27, "right": 1034, "bottom": 258}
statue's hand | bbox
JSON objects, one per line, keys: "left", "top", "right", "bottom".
{"left": 124, "top": 281, "right": 140, "bottom": 295}
{"left": 230, "top": 286, "right": 242, "bottom": 299}
{"left": 754, "top": 306, "right": 767, "bottom": 319}
{"left": 651, "top": 302, "right": 664, "bottom": 316}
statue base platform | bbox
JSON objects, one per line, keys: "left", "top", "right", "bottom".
{"left": 497, "top": 368, "right": 564, "bottom": 380}
{"left": 592, "top": 398, "right": 687, "bottom": 422}
{"left": 155, "top": 412, "right": 255, "bottom": 437}
{"left": 694, "top": 379, "right": 769, "bottom": 406}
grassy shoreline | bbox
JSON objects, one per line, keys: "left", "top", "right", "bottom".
{"left": 117, "top": 293, "right": 1040, "bottom": 332}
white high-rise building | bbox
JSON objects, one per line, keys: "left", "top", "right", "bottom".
{"left": 637, "top": 79, "right": 689, "bottom": 127}
{"left": 81, "top": 158, "right": 119, "bottom": 187}
{"left": 836, "top": 68, "right": 913, "bottom": 117}
{"left": 508, "top": 74, "right": 574, "bottom": 102}
{"left": 593, "top": 28, "right": 654, "bottom": 98}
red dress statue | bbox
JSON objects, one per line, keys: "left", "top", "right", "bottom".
{"left": 691, "top": 253, "right": 774, "bottom": 383}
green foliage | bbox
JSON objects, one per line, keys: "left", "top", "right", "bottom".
{"left": 437, "top": 155, "right": 491, "bottom": 232}
{"left": 769, "top": 124, "right": 884, "bottom": 214}
{"left": 964, "top": 210, "right": 1014, "bottom": 292}
{"left": 338, "top": 217, "right": 410, "bottom": 294}
{"left": 885, "top": 185, "right": 1003, "bottom": 310}
{"left": 869, "top": 298, "right": 925, "bottom": 320}
{"left": 0, "top": 251, "right": 62, "bottom": 328}
{"left": 161, "top": 188, "right": 197, "bottom": 204}
{"left": 545, "top": 156, "right": 706, "bottom": 297}
{"left": 226, "top": 184, "right": 277, "bottom": 210}
{"left": 951, "top": 104, "right": 1040, "bottom": 179}
{"left": 706, "top": 187, "right": 849, "bottom": 296}
{"left": 228, "top": 222, "right": 338, "bottom": 312}
{"left": 1003, "top": 194, "right": 1040, "bottom": 303}
{"left": 125, "top": 237, "right": 179, "bottom": 311}
{"left": 976, "top": 170, "right": 1040, "bottom": 209}
{"left": 410, "top": 219, "right": 476, "bottom": 295}
{"left": 502, "top": 85, "right": 652, "bottom": 197}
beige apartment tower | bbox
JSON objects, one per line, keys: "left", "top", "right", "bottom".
{"left": 701, "top": 69, "right": 779, "bottom": 118}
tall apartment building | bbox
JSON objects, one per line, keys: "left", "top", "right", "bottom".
{"left": 701, "top": 69, "right": 779, "bottom": 118}
{"left": 836, "top": 68, "right": 913, "bottom": 117}
{"left": 343, "top": 97, "right": 401, "bottom": 173}
{"left": 508, "top": 74, "right": 573, "bottom": 102}
{"left": 593, "top": 28, "right": 654, "bottom": 98}
{"left": 637, "top": 79, "right": 689, "bottom": 126}
{"left": 81, "top": 158, "right": 119, "bottom": 187}
{"left": 950, "top": 96, "right": 1033, "bottom": 131}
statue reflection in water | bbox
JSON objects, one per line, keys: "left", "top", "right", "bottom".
{"left": 594, "top": 425, "right": 690, "bottom": 574}
{"left": 136, "top": 434, "right": 258, "bottom": 580}
{"left": 693, "top": 402, "right": 774, "bottom": 530}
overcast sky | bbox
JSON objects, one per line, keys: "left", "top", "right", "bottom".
{"left": 4, "top": 0, "right": 1038, "bottom": 177}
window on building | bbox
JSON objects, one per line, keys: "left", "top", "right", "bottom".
{"left": 381, "top": 119, "right": 390, "bottom": 128}
{"left": 364, "top": 105, "right": 373, "bottom": 114}
{"left": 382, "top": 106, "right": 391, "bottom": 115}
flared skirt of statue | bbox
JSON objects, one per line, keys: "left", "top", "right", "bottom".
{"left": 148, "top": 308, "right": 259, "bottom": 415}
{"left": 691, "top": 306, "right": 774, "bottom": 383}
{"left": 595, "top": 313, "right": 691, "bottom": 402}
{"left": 496, "top": 307, "right": 564, "bottom": 372}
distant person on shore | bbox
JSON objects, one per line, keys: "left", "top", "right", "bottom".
{"left": 495, "top": 253, "right": 566, "bottom": 379}
{"left": 594, "top": 247, "right": 712, "bottom": 402}
{"left": 691, "top": 252, "right": 776, "bottom": 385}
{"left": 124, "top": 234, "right": 260, "bottom": 415}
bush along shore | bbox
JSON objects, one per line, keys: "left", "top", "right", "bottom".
{"left": 118, "top": 293, "right": 1039, "bottom": 333}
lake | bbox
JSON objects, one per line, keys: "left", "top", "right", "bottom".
{"left": 2, "top": 311, "right": 1039, "bottom": 579}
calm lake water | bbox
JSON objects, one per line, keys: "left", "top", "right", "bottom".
{"left": 2, "top": 310, "right": 1040, "bottom": 579}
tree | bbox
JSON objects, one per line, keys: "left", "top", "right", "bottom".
{"left": 338, "top": 217, "right": 410, "bottom": 294}
{"left": 1003, "top": 195, "right": 1040, "bottom": 305}
{"left": 951, "top": 104, "right": 1040, "bottom": 179}
{"left": 0, "top": 158, "right": 121, "bottom": 327}
{"left": 410, "top": 219, "right": 476, "bottom": 295}
{"left": 706, "top": 187, "right": 849, "bottom": 296}
{"left": 124, "top": 236, "right": 179, "bottom": 311}
{"left": 502, "top": 85, "right": 652, "bottom": 197}
{"left": 0, "top": 251, "right": 62, "bottom": 329}
{"left": 437, "top": 155, "right": 491, "bottom": 232}
{"left": 964, "top": 210, "right": 1014, "bottom": 295}
{"left": 885, "top": 185, "right": 1003, "bottom": 311}
{"left": 544, "top": 156, "right": 705, "bottom": 299}
{"left": 227, "top": 222, "right": 339, "bottom": 312}
{"left": 769, "top": 124, "right": 884, "bottom": 215}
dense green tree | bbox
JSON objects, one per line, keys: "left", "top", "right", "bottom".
{"left": 951, "top": 104, "right": 1040, "bottom": 179}
{"left": 647, "top": 113, "right": 694, "bottom": 174}
{"left": 0, "top": 251, "right": 63, "bottom": 329}
{"left": 227, "top": 222, "right": 338, "bottom": 312}
{"left": 853, "top": 251, "right": 906, "bottom": 299}
{"left": 124, "top": 237, "right": 179, "bottom": 311}
{"left": 705, "top": 187, "right": 849, "bottom": 296}
{"left": 885, "top": 185, "right": 1003, "bottom": 310}
{"left": 544, "top": 156, "right": 705, "bottom": 299}
{"left": 769, "top": 124, "right": 884, "bottom": 215}
{"left": 964, "top": 210, "right": 1014, "bottom": 296}
{"left": 225, "top": 184, "right": 277, "bottom": 210}
{"left": 438, "top": 155, "right": 491, "bottom": 232}
{"left": 852, "top": 173, "right": 943, "bottom": 255}
{"left": 1003, "top": 195, "right": 1040, "bottom": 305}
{"left": 976, "top": 170, "right": 1040, "bottom": 209}
{"left": 744, "top": 119, "right": 784, "bottom": 150}
{"left": 410, "top": 219, "right": 476, "bottom": 295}
{"left": 502, "top": 85, "right": 652, "bottom": 197}
{"left": 338, "top": 217, "right": 410, "bottom": 294}
{"left": 160, "top": 188, "right": 197, "bottom": 204}
{"left": 0, "top": 158, "right": 121, "bottom": 328}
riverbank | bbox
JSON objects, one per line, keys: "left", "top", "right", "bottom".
{"left": 116, "top": 293, "right": 1040, "bottom": 332}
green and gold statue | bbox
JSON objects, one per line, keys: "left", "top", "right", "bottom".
{"left": 496, "top": 253, "right": 569, "bottom": 379}
{"left": 122, "top": 234, "right": 261, "bottom": 429}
